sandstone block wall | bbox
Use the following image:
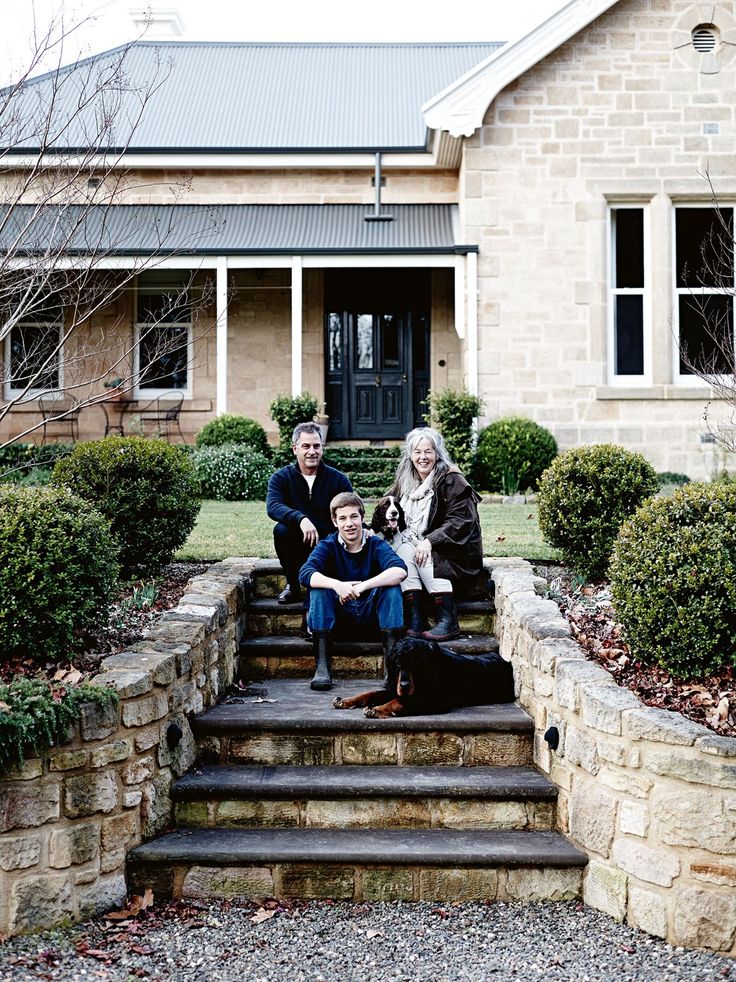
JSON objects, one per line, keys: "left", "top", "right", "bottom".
{"left": 464, "top": 0, "right": 736, "bottom": 478}
{"left": 0, "top": 558, "right": 257, "bottom": 937}
{"left": 490, "top": 556, "right": 736, "bottom": 955}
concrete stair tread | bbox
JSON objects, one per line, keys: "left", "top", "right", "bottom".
{"left": 172, "top": 764, "right": 557, "bottom": 800}
{"left": 194, "top": 678, "right": 532, "bottom": 734}
{"left": 129, "top": 827, "right": 587, "bottom": 868}
{"left": 240, "top": 634, "right": 500, "bottom": 657}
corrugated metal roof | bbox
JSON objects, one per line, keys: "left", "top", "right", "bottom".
{"left": 0, "top": 203, "right": 470, "bottom": 254}
{"left": 4, "top": 42, "right": 502, "bottom": 152}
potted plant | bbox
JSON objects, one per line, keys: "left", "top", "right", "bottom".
{"left": 103, "top": 377, "right": 126, "bottom": 402}
{"left": 313, "top": 402, "right": 329, "bottom": 444}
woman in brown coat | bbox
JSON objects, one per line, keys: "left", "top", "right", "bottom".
{"left": 387, "top": 426, "right": 484, "bottom": 641}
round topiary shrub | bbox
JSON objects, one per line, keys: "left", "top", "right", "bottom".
{"left": 475, "top": 416, "right": 558, "bottom": 493}
{"left": 195, "top": 414, "right": 270, "bottom": 455}
{"left": 0, "top": 485, "right": 119, "bottom": 662}
{"left": 269, "top": 392, "right": 320, "bottom": 449}
{"left": 610, "top": 482, "right": 736, "bottom": 677}
{"left": 52, "top": 437, "right": 201, "bottom": 578}
{"left": 193, "top": 444, "right": 273, "bottom": 500}
{"left": 537, "top": 444, "right": 659, "bottom": 581}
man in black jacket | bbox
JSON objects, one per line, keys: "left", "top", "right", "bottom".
{"left": 266, "top": 422, "right": 352, "bottom": 604}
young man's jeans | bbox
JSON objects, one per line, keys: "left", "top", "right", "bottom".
{"left": 307, "top": 585, "right": 403, "bottom": 635}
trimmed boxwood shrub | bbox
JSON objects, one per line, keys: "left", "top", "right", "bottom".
{"left": 0, "top": 485, "right": 119, "bottom": 662}
{"left": 476, "top": 416, "right": 557, "bottom": 493}
{"left": 424, "top": 387, "right": 483, "bottom": 476}
{"left": 53, "top": 437, "right": 200, "bottom": 578}
{"left": 195, "top": 414, "right": 270, "bottom": 455}
{"left": 610, "top": 482, "right": 736, "bottom": 678}
{"left": 193, "top": 444, "right": 273, "bottom": 500}
{"left": 269, "top": 393, "right": 320, "bottom": 450}
{"left": 537, "top": 444, "right": 659, "bottom": 581}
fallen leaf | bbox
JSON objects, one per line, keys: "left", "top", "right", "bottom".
{"left": 250, "top": 908, "right": 277, "bottom": 924}
{"left": 252, "top": 697, "right": 277, "bottom": 704}
{"left": 366, "top": 929, "right": 384, "bottom": 939}
{"left": 716, "top": 696, "right": 730, "bottom": 720}
{"left": 495, "top": 535, "right": 506, "bottom": 543}
{"left": 105, "top": 889, "right": 154, "bottom": 921}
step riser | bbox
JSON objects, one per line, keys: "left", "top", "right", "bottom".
{"left": 130, "top": 862, "right": 582, "bottom": 904}
{"left": 174, "top": 797, "right": 556, "bottom": 831}
{"left": 247, "top": 612, "right": 496, "bottom": 638}
{"left": 198, "top": 731, "right": 534, "bottom": 767}
{"left": 244, "top": 654, "right": 384, "bottom": 680}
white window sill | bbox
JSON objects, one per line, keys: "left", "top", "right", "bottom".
{"left": 596, "top": 385, "right": 718, "bottom": 400}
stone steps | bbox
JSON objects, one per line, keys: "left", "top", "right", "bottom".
{"left": 192, "top": 678, "right": 535, "bottom": 767}
{"left": 246, "top": 597, "right": 495, "bottom": 638}
{"left": 128, "top": 827, "right": 587, "bottom": 903}
{"left": 240, "top": 633, "right": 499, "bottom": 680}
{"left": 126, "top": 560, "right": 587, "bottom": 905}
{"left": 172, "top": 763, "right": 558, "bottom": 830}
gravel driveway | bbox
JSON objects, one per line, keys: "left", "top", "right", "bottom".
{"left": 0, "top": 900, "right": 732, "bottom": 981}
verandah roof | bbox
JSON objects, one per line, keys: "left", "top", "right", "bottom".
{"left": 0, "top": 203, "right": 473, "bottom": 256}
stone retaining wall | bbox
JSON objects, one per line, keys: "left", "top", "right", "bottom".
{"left": 490, "top": 558, "right": 736, "bottom": 956}
{"left": 0, "top": 558, "right": 257, "bottom": 937}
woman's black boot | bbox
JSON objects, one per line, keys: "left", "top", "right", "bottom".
{"left": 402, "top": 590, "right": 427, "bottom": 637}
{"left": 311, "top": 631, "right": 332, "bottom": 690}
{"left": 421, "top": 593, "right": 460, "bottom": 641}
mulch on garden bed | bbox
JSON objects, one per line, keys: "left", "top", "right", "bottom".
{"left": 544, "top": 570, "right": 735, "bottom": 739}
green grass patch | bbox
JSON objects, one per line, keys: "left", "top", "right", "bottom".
{"left": 176, "top": 500, "right": 560, "bottom": 562}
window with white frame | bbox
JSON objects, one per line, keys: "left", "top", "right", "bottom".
{"left": 134, "top": 271, "right": 192, "bottom": 395}
{"left": 4, "top": 298, "right": 63, "bottom": 396}
{"left": 674, "top": 205, "right": 735, "bottom": 380}
{"left": 608, "top": 205, "right": 649, "bottom": 382}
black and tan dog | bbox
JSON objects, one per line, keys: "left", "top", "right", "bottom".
{"left": 369, "top": 494, "right": 406, "bottom": 547}
{"left": 332, "top": 636, "right": 515, "bottom": 717}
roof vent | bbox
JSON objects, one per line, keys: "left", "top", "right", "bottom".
{"left": 692, "top": 25, "right": 718, "bottom": 52}
{"left": 130, "top": 7, "right": 185, "bottom": 39}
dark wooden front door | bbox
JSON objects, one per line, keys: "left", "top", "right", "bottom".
{"left": 324, "top": 270, "right": 430, "bottom": 441}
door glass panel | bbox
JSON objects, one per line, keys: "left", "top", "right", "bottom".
{"left": 355, "top": 314, "right": 374, "bottom": 369}
{"left": 327, "top": 312, "right": 342, "bottom": 372}
{"left": 381, "top": 314, "right": 399, "bottom": 369}
{"left": 413, "top": 314, "right": 428, "bottom": 372}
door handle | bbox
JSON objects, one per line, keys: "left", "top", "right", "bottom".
{"left": 402, "top": 373, "right": 408, "bottom": 383}
{"left": 375, "top": 374, "right": 382, "bottom": 387}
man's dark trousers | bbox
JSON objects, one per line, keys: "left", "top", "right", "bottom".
{"left": 273, "top": 522, "right": 312, "bottom": 594}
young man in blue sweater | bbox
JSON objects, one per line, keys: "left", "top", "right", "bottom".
{"left": 299, "top": 492, "right": 407, "bottom": 691}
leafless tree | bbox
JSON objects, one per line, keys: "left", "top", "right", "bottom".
{"left": 677, "top": 173, "right": 736, "bottom": 453}
{"left": 0, "top": 5, "right": 220, "bottom": 450}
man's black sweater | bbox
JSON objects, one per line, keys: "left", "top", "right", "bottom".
{"left": 266, "top": 461, "right": 352, "bottom": 539}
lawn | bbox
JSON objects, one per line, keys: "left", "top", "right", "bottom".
{"left": 175, "top": 500, "right": 561, "bottom": 562}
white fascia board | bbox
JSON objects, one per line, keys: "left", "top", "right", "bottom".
{"left": 0, "top": 149, "right": 443, "bottom": 171}
{"left": 422, "top": 0, "right": 620, "bottom": 138}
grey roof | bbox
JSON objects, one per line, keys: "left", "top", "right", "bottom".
{"left": 0, "top": 203, "right": 472, "bottom": 255}
{"left": 4, "top": 42, "right": 503, "bottom": 153}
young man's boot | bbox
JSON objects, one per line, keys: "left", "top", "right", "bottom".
{"left": 310, "top": 631, "right": 332, "bottom": 691}
{"left": 382, "top": 628, "right": 404, "bottom": 670}
{"left": 421, "top": 593, "right": 460, "bottom": 641}
{"left": 402, "top": 590, "right": 427, "bottom": 637}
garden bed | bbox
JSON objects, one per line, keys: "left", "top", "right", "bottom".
{"left": 0, "top": 561, "right": 212, "bottom": 687}
{"left": 543, "top": 569, "right": 735, "bottom": 739}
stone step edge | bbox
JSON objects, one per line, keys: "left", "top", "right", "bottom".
{"left": 246, "top": 598, "right": 495, "bottom": 614}
{"left": 171, "top": 764, "right": 558, "bottom": 801}
{"left": 128, "top": 827, "right": 588, "bottom": 869}
{"left": 193, "top": 713, "right": 534, "bottom": 736}
{"left": 239, "top": 635, "right": 500, "bottom": 657}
